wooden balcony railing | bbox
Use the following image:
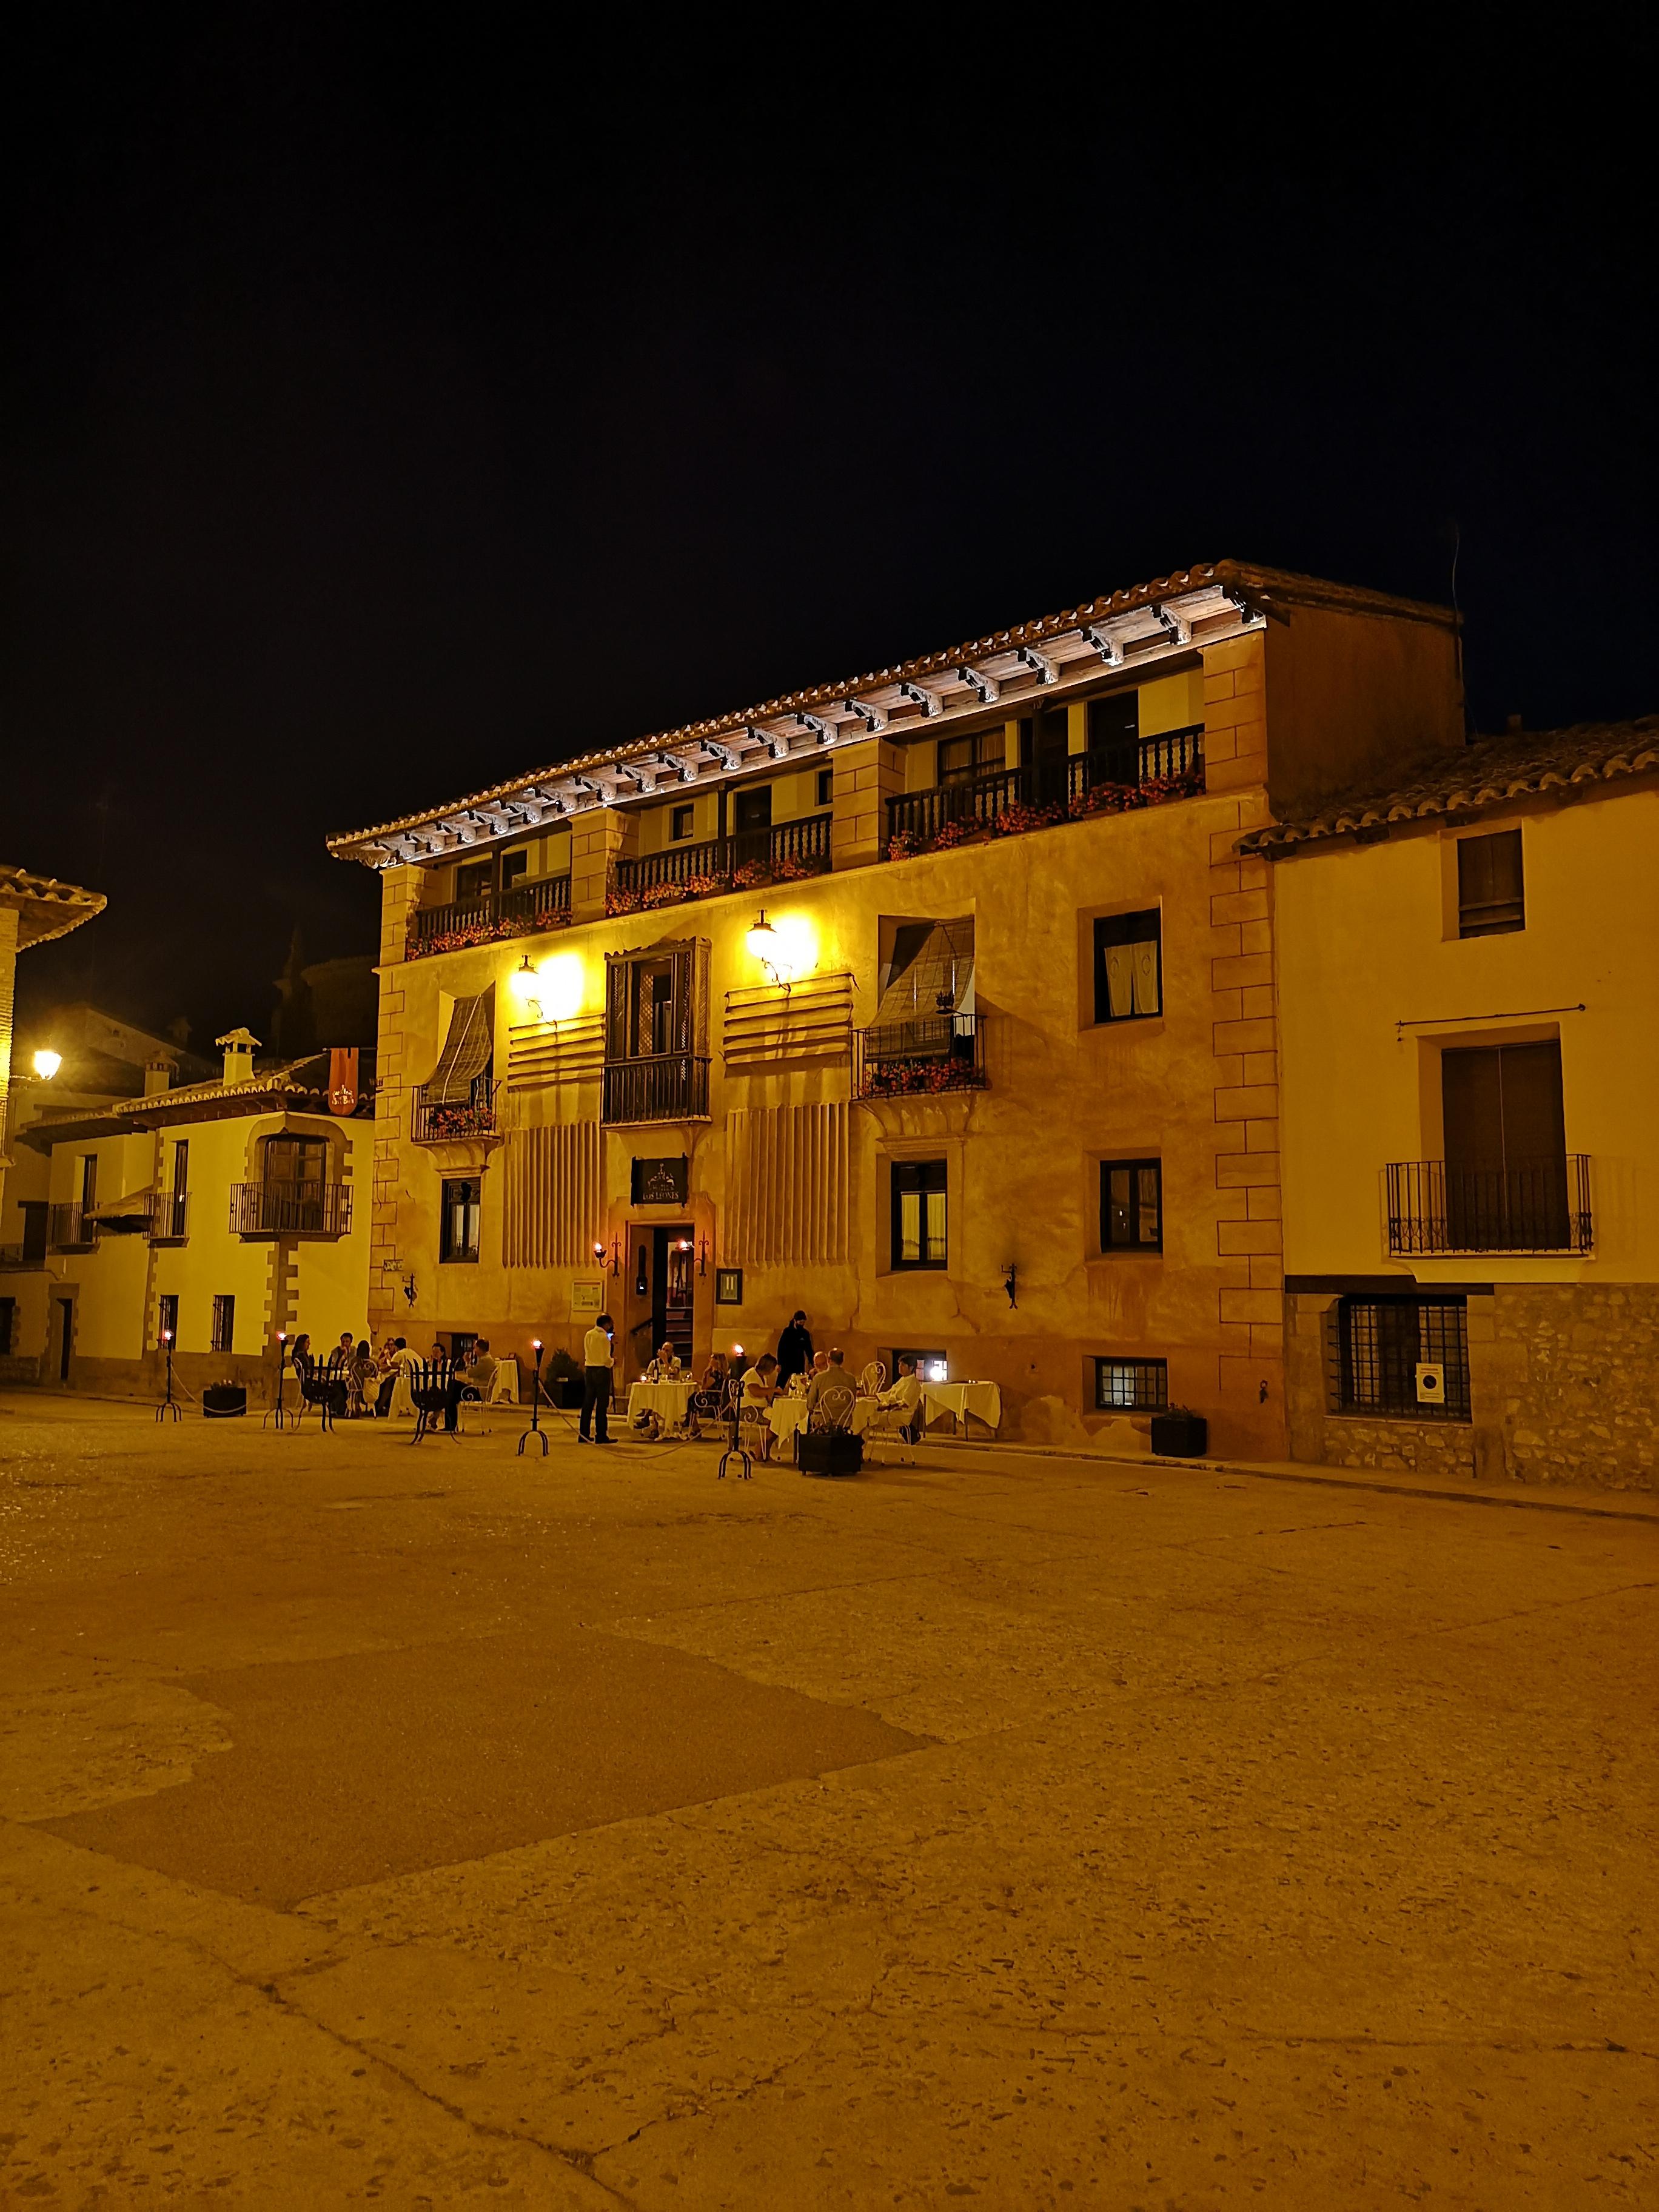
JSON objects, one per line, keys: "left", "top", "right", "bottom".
{"left": 886, "top": 726, "right": 1204, "bottom": 855}
{"left": 408, "top": 876, "right": 571, "bottom": 957}
{"left": 412, "top": 1076, "right": 501, "bottom": 1144}
{"left": 47, "top": 1202, "right": 96, "bottom": 1252}
{"left": 1386, "top": 1156, "right": 1592, "bottom": 1255}
{"left": 611, "top": 813, "right": 832, "bottom": 913}
{"left": 854, "top": 1013, "right": 987, "bottom": 1099}
{"left": 601, "top": 1054, "right": 711, "bottom": 1125}
{"left": 230, "top": 1181, "right": 354, "bottom": 1238}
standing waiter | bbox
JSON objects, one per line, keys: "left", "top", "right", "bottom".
{"left": 776, "top": 1309, "right": 813, "bottom": 1389}
{"left": 580, "top": 1312, "right": 615, "bottom": 1445}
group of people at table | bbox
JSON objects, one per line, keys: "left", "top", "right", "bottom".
{"left": 288, "top": 1331, "right": 498, "bottom": 1432}
{"left": 577, "top": 1307, "right": 925, "bottom": 1459}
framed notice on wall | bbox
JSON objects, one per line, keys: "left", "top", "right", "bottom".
{"left": 715, "top": 1267, "right": 743, "bottom": 1305}
{"left": 569, "top": 1278, "right": 604, "bottom": 1321}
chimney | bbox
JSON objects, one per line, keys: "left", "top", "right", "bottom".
{"left": 143, "top": 1057, "right": 173, "bottom": 1097}
{"left": 216, "top": 1027, "right": 261, "bottom": 1086}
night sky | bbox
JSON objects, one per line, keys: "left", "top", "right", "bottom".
{"left": 6, "top": 14, "right": 1655, "bottom": 1048}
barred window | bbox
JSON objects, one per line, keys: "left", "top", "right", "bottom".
{"left": 1095, "top": 1356, "right": 1168, "bottom": 1410}
{"left": 1334, "top": 1295, "right": 1470, "bottom": 1421}
{"left": 210, "top": 1295, "right": 235, "bottom": 1355}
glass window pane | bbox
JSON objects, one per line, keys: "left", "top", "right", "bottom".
{"left": 924, "top": 1189, "right": 946, "bottom": 1259}
{"left": 1136, "top": 1167, "right": 1161, "bottom": 1244}
{"left": 1107, "top": 1168, "right": 1130, "bottom": 1244}
{"left": 900, "top": 1191, "right": 921, "bottom": 1263}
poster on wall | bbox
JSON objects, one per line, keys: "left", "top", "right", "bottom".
{"left": 569, "top": 1279, "right": 604, "bottom": 1321}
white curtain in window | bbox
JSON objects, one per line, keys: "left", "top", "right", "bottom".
{"left": 1104, "top": 937, "right": 1158, "bottom": 1019}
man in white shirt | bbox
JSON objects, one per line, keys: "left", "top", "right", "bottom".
{"left": 580, "top": 1313, "right": 615, "bottom": 1445}
{"left": 869, "top": 1355, "right": 923, "bottom": 1439}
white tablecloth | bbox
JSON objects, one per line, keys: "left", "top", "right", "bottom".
{"left": 768, "top": 1396, "right": 875, "bottom": 1449}
{"left": 488, "top": 1358, "right": 519, "bottom": 1405}
{"left": 921, "top": 1379, "right": 1003, "bottom": 1433}
{"left": 628, "top": 1379, "right": 694, "bottom": 1428}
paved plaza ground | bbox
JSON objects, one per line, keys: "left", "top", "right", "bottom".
{"left": 0, "top": 1393, "right": 1654, "bottom": 2208}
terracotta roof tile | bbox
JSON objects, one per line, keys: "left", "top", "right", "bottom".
{"left": 0, "top": 864, "right": 107, "bottom": 949}
{"left": 1240, "top": 715, "right": 1659, "bottom": 858}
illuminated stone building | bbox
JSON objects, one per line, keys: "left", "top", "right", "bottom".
{"left": 1256, "top": 716, "right": 1659, "bottom": 1488}
{"left": 331, "top": 561, "right": 1463, "bottom": 1457}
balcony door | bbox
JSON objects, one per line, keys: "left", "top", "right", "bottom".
{"left": 263, "top": 1136, "right": 329, "bottom": 1234}
{"left": 1442, "top": 1041, "right": 1567, "bottom": 1250}
{"left": 731, "top": 785, "right": 772, "bottom": 871}
{"left": 603, "top": 940, "right": 710, "bottom": 1124}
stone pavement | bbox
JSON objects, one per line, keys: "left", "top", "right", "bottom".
{"left": 1, "top": 1392, "right": 1654, "bottom": 2207}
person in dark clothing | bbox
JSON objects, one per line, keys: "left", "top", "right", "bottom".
{"left": 776, "top": 1310, "right": 813, "bottom": 1388}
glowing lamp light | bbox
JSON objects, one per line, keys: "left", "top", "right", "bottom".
{"left": 732, "top": 1343, "right": 744, "bottom": 1356}
{"left": 32, "top": 1049, "right": 62, "bottom": 1079}
{"left": 161, "top": 1329, "right": 172, "bottom": 1346}
{"left": 532, "top": 1338, "right": 543, "bottom": 1352}
{"left": 534, "top": 953, "right": 585, "bottom": 1024}
{"left": 593, "top": 1241, "right": 606, "bottom": 1260}
{"left": 509, "top": 953, "right": 541, "bottom": 1006}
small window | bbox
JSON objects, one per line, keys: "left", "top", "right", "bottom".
{"left": 210, "top": 1295, "right": 235, "bottom": 1354}
{"left": 734, "top": 785, "right": 773, "bottom": 834}
{"left": 440, "top": 1178, "right": 481, "bottom": 1264}
{"left": 1093, "top": 909, "right": 1161, "bottom": 1022}
{"left": 501, "top": 848, "right": 529, "bottom": 888}
{"left": 894, "top": 1347, "right": 948, "bottom": 1382}
{"left": 1101, "top": 1159, "right": 1162, "bottom": 1252}
{"left": 937, "top": 731, "right": 996, "bottom": 786}
{"left": 816, "top": 766, "right": 834, "bottom": 809}
{"left": 1094, "top": 1356, "right": 1167, "bottom": 1410}
{"left": 891, "top": 1160, "right": 948, "bottom": 1269}
{"left": 671, "top": 803, "right": 695, "bottom": 842}
{"left": 454, "top": 858, "right": 494, "bottom": 907}
{"left": 1335, "top": 1295, "right": 1470, "bottom": 1420}
{"left": 158, "top": 1293, "right": 179, "bottom": 1345}
{"left": 1457, "top": 830, "right": 1524, "bottom": 937}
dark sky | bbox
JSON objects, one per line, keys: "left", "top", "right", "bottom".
{"left": 5, "top": 12, "right": 1656, "bottom": 1046}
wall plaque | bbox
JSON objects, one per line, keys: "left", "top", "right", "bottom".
{"left": 631, "top": 1156, "right": 689, "bottom": 1205}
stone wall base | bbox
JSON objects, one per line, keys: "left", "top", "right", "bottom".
{"left": 1287, "top": 1281, "right": 1659, "bottom": 1492}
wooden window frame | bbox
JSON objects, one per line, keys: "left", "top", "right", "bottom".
{"left": 1099, "top": 1158, "right": 1164, "bottom": 1254}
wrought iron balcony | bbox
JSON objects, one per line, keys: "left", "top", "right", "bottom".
{"left": 1386, "top": 1156, "right": 1592, "bottom": 1256}
{"left": 854, "top": 1013, "right": 986, "bottom": 1100}
{"left": 47, "top": 1202, "right": 96, "bottom": 1252}
{"left": 412, "top": 1075, "right": 501, "bottom": 1144}
{"left": 886, "top": 726, "right": 1204, "bottom": 857}
{"left": 230, "top": 1181, "right": 354, "bottom": 1239}
{"left": 408, "top": 875, "right": 571, "bottom": 957}
{"left": 602, "top": 1054, "right": 711, "bottom": 1125}
{"left": 149, "top": 1189, "right": 190, "bottom": 1242}
{"left": 610, "top": 813, "right": 831, "bottom": 914}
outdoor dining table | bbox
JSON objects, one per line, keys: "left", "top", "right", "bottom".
{"left": 767, "top": 1394, "right": 876, "bottom": 1460}
{"left": 920, "top": 1378, "right": 1003, "bottom": 1435}
{"left": 627, "top": 1378, "right": 694, "bottom": 1430}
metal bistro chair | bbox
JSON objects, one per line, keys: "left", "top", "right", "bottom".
{"left": 717, "top": 1373, "right": 753, "bottom": 1482}
{"left": 799, "top": 1374, "right": 862, "bottom": 1479}
{"left": 857, "top": 1359, "right": 886, "bottom": 1399}
{"left": 294, "top": 1350, "right": 348, "bottom": 1434}
{"left": 410, "top": 1356, "right": 457, "bottom": 1444}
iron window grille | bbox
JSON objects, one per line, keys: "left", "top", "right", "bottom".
{"left": 1333, "top": 1295, "right": 1471, "bottom": 1421}
{"left": 1100, "top": 1159, "right": 1163, "bottom": 1252}
{"left": 158, "top": 1293, "right": 179, "bottom": 1346}
{"left": 210, "top": 1295, "right": 235, "bottom": 1355}
{"left": 891, "top": 1161, "right": 948, "bottom": 1270}
{"left": 1094, "top": 1357, "right": 1168, "bottom": 1410}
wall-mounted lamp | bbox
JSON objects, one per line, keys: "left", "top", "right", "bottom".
{"left": 32, "top": 1049, "right": 62, "bottom": 1080}
{"left": 509, "top": 953, "right": 541, "bottom": 1011}
{"left": 697, "top": 1233, "right": 709, "bottom": 1277}
{"left": 1003, "top": 1264, "right": 1018, "bottom": 1309}
{"left": 403, "top": 1275, "right": 418, "bottom": 1307}
{"left": 608, "top": 1235, "right": 623, "bottom": 1278}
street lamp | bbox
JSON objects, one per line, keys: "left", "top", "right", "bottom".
{"left": 518, "top": 1337, "right": 549, "bottom": 1457}
{"left": 32, "top": 1049, "right": 62, "bottom": 1079}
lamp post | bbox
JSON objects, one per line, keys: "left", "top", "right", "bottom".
{"left": 155, "top": 1329, "right": 181, "bottom": 1423}
{"left": 263, "top": 1331, "right": 290, "bottom": 1429}
{"left": 517, "top": 1338, "right": 549, "bottom": 1457}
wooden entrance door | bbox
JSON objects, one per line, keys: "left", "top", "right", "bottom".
{"left": 1442, "top": 1041, "right": 1567, "bottom": 1248}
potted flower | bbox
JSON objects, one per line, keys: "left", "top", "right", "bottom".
{"left": 1150, "top": 1405, "right": 1208, "bottom": 1458}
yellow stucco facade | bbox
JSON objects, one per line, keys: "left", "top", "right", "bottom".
{"left": 352, "top": 567, "right": 1465, "bottom": 1456}
{"left": 1269, "top": 753, "right": 1659, "bottom": 1487}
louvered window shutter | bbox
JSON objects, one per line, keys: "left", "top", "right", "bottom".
{"left": 605, "top": 960, "right": 629, "bottom": 1061}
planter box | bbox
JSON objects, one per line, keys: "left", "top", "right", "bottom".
{"left": 1150, "top": 1410, "right": 1207, "bottom": 1458}
{"left": 203, "top": 1382, "right": 248, "bottom": 1419}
